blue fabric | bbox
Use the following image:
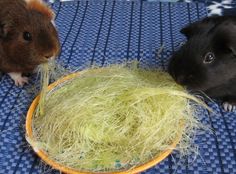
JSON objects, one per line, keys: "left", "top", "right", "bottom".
{"left": 0, "top": 1, "right": 235, "bottom": 174}
{"left": 49, "top": 0, "right": 236, "bottom": 16}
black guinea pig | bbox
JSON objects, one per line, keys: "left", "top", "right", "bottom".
{"left": 168, "top": 15, "right": 236, "bottom": 112}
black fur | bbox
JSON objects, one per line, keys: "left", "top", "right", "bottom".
{"left": 168, "top": 16, "right": 236, "bottom": 105}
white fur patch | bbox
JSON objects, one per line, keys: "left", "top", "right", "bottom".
{"left": 223, "top": 102, "right": 236, "bottom": 112}
{"left": 51, "top": 20, "right": 56, "bottom": 27}
{"left": 8, "top": 72, "right": 29, "bottom": 87}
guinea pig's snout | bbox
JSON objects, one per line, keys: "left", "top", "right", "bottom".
{"left": 176, "top": 74, "right": 185, "bottom": 84}
{"left": 44, "top": 52, "right": 55, "bottom": 59}
{"left": 176, "top": 74, "right": 194, "bottom": 85}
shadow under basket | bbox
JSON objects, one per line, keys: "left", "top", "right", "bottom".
{"left": 25, "top": 72, "right": 181, "bottom": 174}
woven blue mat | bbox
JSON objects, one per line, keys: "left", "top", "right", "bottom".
{"left": 0, "top": 1, "right": 235, "bottom": 173}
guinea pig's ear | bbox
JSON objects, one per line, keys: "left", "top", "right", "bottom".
{"left": 181, "top": 21, "right": 212, "bottom": 39}
{"left": 213, "top": 24, "right": 236, "bottom": 56}
{"left": 180, "top": 23, "right": 198, "bottom": 39}
{"left": 25, "top": 0, "right": 55, "bottom": 20}
{"left": 181, "top": 16, "right": 221, "bottom": 40}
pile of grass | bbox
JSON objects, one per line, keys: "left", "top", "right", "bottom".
{"left": 31, "top": 65, "right": 205, "bottom": 172}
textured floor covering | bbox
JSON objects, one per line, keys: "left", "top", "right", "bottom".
{"left": 0, "top": 1, "right": 235, "bottom": 173}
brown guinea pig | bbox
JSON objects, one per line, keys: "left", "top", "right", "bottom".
{"left": 0, "top": 0, "right": 60, "bottom": 86}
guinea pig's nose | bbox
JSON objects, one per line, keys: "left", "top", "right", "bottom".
{"left": 44, "top": 53, "right": 54, "bottom": 59}
{"left": 176, "top": 75, "right": 185, "bottom": 84}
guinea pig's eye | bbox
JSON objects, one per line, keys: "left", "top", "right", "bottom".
{"left": 23, "top": 31, "right": 32, "bottom": 41}
{"left": 203, "top": 52, "right": 215, "bottom": 64}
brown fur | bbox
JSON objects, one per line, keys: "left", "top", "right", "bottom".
{"left": 0, "top": 0, "right": 60, "bottom": 73}
{"left": 26, "top": 0, "right": 55, "bottom": 20}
